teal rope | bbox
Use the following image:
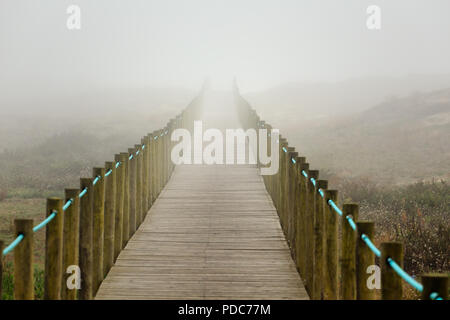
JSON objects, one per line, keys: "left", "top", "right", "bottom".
{"left": 328, "top": 199, "right": 343, "bottom": 216}
{"left": 79, "top": 188, "right": 88, "bottom": 198}
{"left": 2, "top": 138, "right": 154, "bottom": 257}
{"left": 93, "top": 176, "right": 101, "bottom": 185}
{"left": 33, "top": 211, "right": 57, "bottom": 232}
{"left": 387, "top": 257, "right": 424, "bottom": 292}
{"left": 2, "top": 234, "right": 24, "bottom": 255}
{"left": 361, "top": 234, "right": 381, "bottom": 258}
{"left": 318, "top": 188, "right": 325, "bottom": 198}
{"left": 63, "top": 199, "right": 73, "bottom": 211}
{"left": 346, "top": 216, "right": 357, "bottom": 231}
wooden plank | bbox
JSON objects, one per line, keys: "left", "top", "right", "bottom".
{"left": 95, "top": 164, "right": 308, "bottom": 300}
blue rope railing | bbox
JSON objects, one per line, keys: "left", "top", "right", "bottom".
{"left": 318, "top": 188, "right": 325, "bottom": 198}
{"left": 33, "top": 211, "right": 57, "bottom": 232}
{"left": 2, "top": 234, "right": 25, "bottom": 255}
{"left": 328, "top": 199, "right": 343, "bottom": 216}
{"left": 346, "top": 215, "right": 357, "bottom": 231}
{"left": 387, "top": 258, "right": 424, "bottom": 292}
{"left": 1, "top": 144, "right": 146, "bottom": 256}
{"left": 78, "top": 188, "right": 88, "bottom": 199}
{"left": 295, "top": 162, "right": 442, "bottom": 299}
{"left": 361, "top": 233, "right": 381, "bottom": 258}
{"left": 93, "top": 176, "right": 101, "bottom": 185}
{"left": 62, "top": 199, "right": 73, "bottom": 211}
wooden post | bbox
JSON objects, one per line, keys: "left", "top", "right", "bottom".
{"left": 255, "top": 117, "right": 260, "bottom": 168}
{"left": 306, "top": 170, "right": 319, "bottom": 296}
{"left": 14, "top": 219, "right": 34, "bottom": 300}
{"left": 356, "top": 221, "right": 376, "bottom": 300}
{"left": 0, "top": 240, "right": 3, "bottom": 299}
{"left": 381, "top": 242, "right": 403, "bottom": 300}
{"left": 163, "top": 126, "right": 168, "bottom": 184}
{"left": 286, "top": 149, "right": 297, "bottom": 246}
{"left": 161, "top": 125, "right": 168, "bottom": 186}
{"left": 151, "top": 132, "right": 158, "bottom": 200}
{"left": 147, "top": 133, "right": 154, "bottom": 206}
{"left": 265, "top": 124, "right": 273, "bottom": 197}
{"left": 279, "top": 139, "right": 286, "bottom": 226}
{"left": 128, "top": 147, "right": 137, "bottom": 236}
{"left": 421, "top": 274, "right": 448, "bottom": 300}
{"left": 292, "top": 156, "right": 305, "bottom": 264}
{"left": 79, "top": 178, "right": 94, "bottom": 300}
{"left": 160, "top": 129, "right": 165, "bottom": 191}
{"left": 169, "top": 120, "right": 175, "bottom": 176}
{"left": 92, "top": 167, "right": 105, "bottom": 294}
{"left": 103, "top": 162, "right": 116, "bottom": 277}
{"left": 324, "top": 190, "right": 339, "bottom": 300}
{"left": 135, "top": 144, "right": 143, "bottom": 227}
{"left": 296, "top": 162, "right": 309, "bottom": 279}
{"left": 313, "top": 179, "right": 327, "bottom": 300}
{"left": 276, "top": 137, "right": 282, "bottom": 216}
{"left": 272, "top": 135, "right": 280, "bottom": 210}
{"left": 341, "top": 203, "right": 358, "bottom": 300}
{"left": 121, "top": 152, "right": 130, "bottom": 247}
{"left": 114, "top": 154, "right": 124, "bottom": 261}
{"left": 155, "top": 131, "right": 161, "bottom": 195}
{"left": 162, "top": 129, "right": 167, "bottom": 188}
{"left": 62, "top": 188, "right": 80, "bottom": 300}
{"left": 155, "top": 131, "right": 160, "bottom": 197}
{"left": 142, "top": 136, "right": 149, "bottom": 217}
{"left": 271, "top": 126, "right": 277, "bottom": 204}
{"left": 44, "top": 197, "right": 64, "bottom": 300}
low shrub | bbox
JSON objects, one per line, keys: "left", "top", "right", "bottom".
{"left": 1, "top": 261, "right": 44, "bottom": 300}
{"left": 337, "top": 177, "right": 449, "bottom": 277}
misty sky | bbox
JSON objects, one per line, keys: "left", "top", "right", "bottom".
{"left": 1, "top": 0, "right": 450, "bottom": 95}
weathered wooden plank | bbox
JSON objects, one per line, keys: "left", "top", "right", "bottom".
{"left": 96, "top": 165, "right": 308, "bottom": 300}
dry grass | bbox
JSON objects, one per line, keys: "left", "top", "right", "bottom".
{"left": 0, "top": 197, "right": 47, "bottom": 267}
{"left": 327, "top": 174, "right": 449, "bottom": 299}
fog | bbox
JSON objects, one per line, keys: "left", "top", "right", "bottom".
{"left": 2, "top": 2, "right": 449, "bottom": 292}
{"left": 1, "top": 1, "right": 450, "bottom": 183}
{"left": 1, "top": 0, "right": 450, "bottom": 96}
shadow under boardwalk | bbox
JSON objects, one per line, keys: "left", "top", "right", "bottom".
{"left": 96, "top": 164, "right": 308, "bottom": 300}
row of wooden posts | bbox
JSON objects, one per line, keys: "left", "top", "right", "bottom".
{"left": 0, "top": 94, "right": 203, "bottom": 300}
{"left": 234, "top": 86, "right": 448, "bottom": 300}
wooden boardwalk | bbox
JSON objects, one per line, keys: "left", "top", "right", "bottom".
{"left": 96, "top": 164, "right": 308, "bottom": 300}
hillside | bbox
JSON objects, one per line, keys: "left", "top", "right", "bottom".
{"left": 251, "top": 86, "right": 450, "bottom": 185}
{"left": 0, "top": 86, "right": 194, "bottom": 152}
{"left": 244, "top": 74, "right": 450, "bottom": 129}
